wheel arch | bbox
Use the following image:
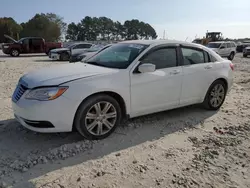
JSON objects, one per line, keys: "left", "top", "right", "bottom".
{"left": 72, "top": 91, "right": 128, "bottom": 130}
{"left": 204, "top": 77, "right": 228, "bottom": 101}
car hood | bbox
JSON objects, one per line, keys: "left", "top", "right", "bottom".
{"left": 50, "top": 48, "right": 69, "bottom": 53}
{"left": 20, "top": 62, "right": 117, "bottom": 88}
{"left": 4, "top": 34, "right": 17, "bottom": 43}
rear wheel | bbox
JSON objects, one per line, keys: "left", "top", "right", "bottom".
{"left": 60, "top": 52, "right": 70, "bottom": 61}
{"left": 228, "top": 52, "right": 235, "bottom": 60}
{"left": 243, "top": 54, "right": 247, "bottom": 58}
{"left": 203, "top": 80, "right": 227, "bottom": 110}
{"left": 10, "top": 49, "right": 20, "bottom": 57}
{"left": 74, "top": 94, "right": 122, "bottom": 140}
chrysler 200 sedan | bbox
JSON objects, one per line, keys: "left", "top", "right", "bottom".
{"left": 12, "top": 40, "right": 234, "bottom": 140}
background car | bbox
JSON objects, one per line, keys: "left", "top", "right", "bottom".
{"left": 207, "top": 41, "right": 236, "bottom": 60}
{"left": 49, "top": 42, "right": 94, "bottom": 61}
{"left": 243, "top": 46, "right": 250, "bottom": 57}
{"left": 69, "top": 44, "right": 112, "bottom": 63}
{"left": 12, "top": 40, "right": 233, "bottom": 140}
{"left": 2, "top": 35, "right": 62, "bottom": 57}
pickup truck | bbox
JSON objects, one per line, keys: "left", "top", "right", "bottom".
{"left": 2, "top": 35, "right": 63, "bottom": 57}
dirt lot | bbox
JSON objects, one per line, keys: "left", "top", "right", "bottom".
{"left": 0, "top": 52, "right": 250, "bottom": 188}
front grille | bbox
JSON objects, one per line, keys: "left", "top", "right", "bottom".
{"left": 12, "top": 84, "right": 28, "bottom": 102}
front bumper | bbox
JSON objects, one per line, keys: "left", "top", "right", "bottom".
{"left": 49, "top": 52, "right": 60, "bottom": 60}
{"left": 12, "top": 94, "right": 77, "bottom": 133}
{"left": 243, "top": 51, "right": 250, "bottom": 55}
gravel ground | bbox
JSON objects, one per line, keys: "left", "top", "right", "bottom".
{"left": 0, "top": 52, "right": 250, "bottom": 188}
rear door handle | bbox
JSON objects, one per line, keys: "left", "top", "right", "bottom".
{"left": 170, "top": 70, "right": 181, "bottom": 75}
{"left": 204, "top": 65, "right": 212, "bottom": 69}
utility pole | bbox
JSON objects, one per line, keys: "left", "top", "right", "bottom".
{"left": 163, "top": 30, "right": 165, "bottom": 39}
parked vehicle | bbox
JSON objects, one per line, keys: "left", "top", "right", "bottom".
{"left": 207, "top": 41, "right": 236, "bottom": 60}
{"left": 237, "top": 42, "right": 250, "bottom": 53}
{"left": 49, "top": 42, "right": 93, "bottom": 61}
{"left": 2, "top": 35, "right": 62, "bottom": 57}
{"left": 12, "top": 40, "right": 233, "bottom": 140}
{"left": 69, "top": 44, "right": 112, "bottom": 63}
{"left": 243, "top": 46, "right": 250, "bottom": 57}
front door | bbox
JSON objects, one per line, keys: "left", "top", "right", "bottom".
{"left": 130, "top": 46, "right": 183, "bottom": 117}
{"left": 180, "top": 46, "right": 218, "bottom": 105}
{"left": 21, "top": 38, "right": 30, "bottom": 53}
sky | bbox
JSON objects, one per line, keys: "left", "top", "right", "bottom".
{"left": 1, "top": 0, "right": 250, "bottom": 41}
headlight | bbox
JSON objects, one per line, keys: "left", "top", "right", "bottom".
{"left": 25, "top": 86, "right": 68, "bottom": 101}
{"left": 3, "top": 46, "right": 9, "bottom": 48}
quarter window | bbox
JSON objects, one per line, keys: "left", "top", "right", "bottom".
{"left": 181, "top": 48, "right": 205, "bottom": 65}
{"left": 141, "top": 48, "right": 177, "bottom": 69}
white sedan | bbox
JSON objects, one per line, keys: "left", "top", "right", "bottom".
{"left": 12, "top": 40, "right": 234, "bottom": 140}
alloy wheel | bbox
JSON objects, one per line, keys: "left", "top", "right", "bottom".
{"left": 84, "top": 101, "right": 117, "bottom": 136}
{"left": 12, "top": 50, "right": 19, "bottom": 57}
{"left": 210, "top": 84, "right": 225, "bottom": 108}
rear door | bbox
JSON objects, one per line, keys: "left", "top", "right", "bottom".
{"left": 180, "top": 46, "right": 218, "bottom": 105}
{"left": 30, "top": 38, "right": 44, "bottom": 53}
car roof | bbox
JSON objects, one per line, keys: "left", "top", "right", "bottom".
{"left": 209, "top": 41, "right": 235, "bottom": 44}
{"left": 73, "top": 42, "right": 93, "bottom": 45}
{"left": 120, "top": 39, "right": 191, "bottom": 46}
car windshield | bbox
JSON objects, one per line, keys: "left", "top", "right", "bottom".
{"left": 84, "top": 43, "right": 149, "bottom": 69}
{"left": 207, "top": 43, "right": 222, "bottom": 48}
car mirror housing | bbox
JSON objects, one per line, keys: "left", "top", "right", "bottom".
{"left": 138, "top": 63, "right": 156, "bottom": 73}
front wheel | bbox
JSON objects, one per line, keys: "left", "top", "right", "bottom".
{"left": 243, "top": 54, "right": 247, "bottom": 58}
{"left": 60, "top": 52, "right": 70, "bottom": 61}
{"left": 203, "top": 80, "right": 227, "bottom": 110}
{"left": 10, "top": 49, "right": 20, "bottom": 57}
{"left": 74, "top": 94, "right": 122, "bottom": 140}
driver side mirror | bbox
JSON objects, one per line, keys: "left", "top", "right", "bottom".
{"left": 138, "top": 63, "right": 156, "bottom": 73}
{"left": 220, "top": 46, "right": 225, "bottom": 49}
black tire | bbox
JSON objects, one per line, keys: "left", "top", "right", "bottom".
{"left": 243, "top": 54, "right": 247, "bottom": 58}
{"left": 228, "top": 52, "right": 235, "bottom": 60}
{"left": 202, "top": 80, "right": 227, "bottom": 110}
{"left": 74, "top": 94, "right": 122, "bottom": 140}
{"left": 46, "top": 50, "right": 51, "bottom": 56}
{"left": 10, "top": 49, "right": 20, "bottom": 57}
{"left": 60, "top": 52, "right": 70, "bottom": 61}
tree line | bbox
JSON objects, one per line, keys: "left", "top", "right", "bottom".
{"left": 66, "top": 16, "right": 157, "bottom": 41}
{"left": 0, "top": 13, "right": 157, "bottom": 43}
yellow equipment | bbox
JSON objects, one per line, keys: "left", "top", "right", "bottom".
{"left": 193, "top": 32, "right": 223, "bottom": 45}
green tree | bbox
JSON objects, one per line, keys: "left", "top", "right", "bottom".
{"left": 65, "top": 16, "right": 157, "bottom": 41}
{"left": 20, "top": 13, "right": 63, "bottom": 42}
{"left": 0, "top": 17, "right": 22, "bottom": 43}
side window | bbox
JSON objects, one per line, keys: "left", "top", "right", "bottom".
{"left": 231, "top": 43, "right": 236, "bottom": 47}
{"left": 220, "top": 43, "right": 226, "bottom": 48}
{"left": 141, "top": 47, "right": 177, "bottom": 69}
{"left": 23, "top": 39, "right": 29, "bottom": 45}
{"left": 226, "top": 43, "right": 231, "bottom": 48}
{"left": 181, "top": 47, "right": 205, "bottom": 65}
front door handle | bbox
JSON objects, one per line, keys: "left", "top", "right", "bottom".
{"left": 170, "top": 70, "right": 181, "bottom": 75}
{"left": 204, "top": 65, "right": 212, "bottom": 69}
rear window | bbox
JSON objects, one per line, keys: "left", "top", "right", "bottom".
{"left": 207, "top": 43, "right": 222, "bottom": 48}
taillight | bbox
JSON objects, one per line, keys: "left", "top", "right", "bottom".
{"left": 230, "top": 63, "right": 234, "bottom": 71}
{"left": 60, "top": 42, "right": 63, "bottom": 48}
